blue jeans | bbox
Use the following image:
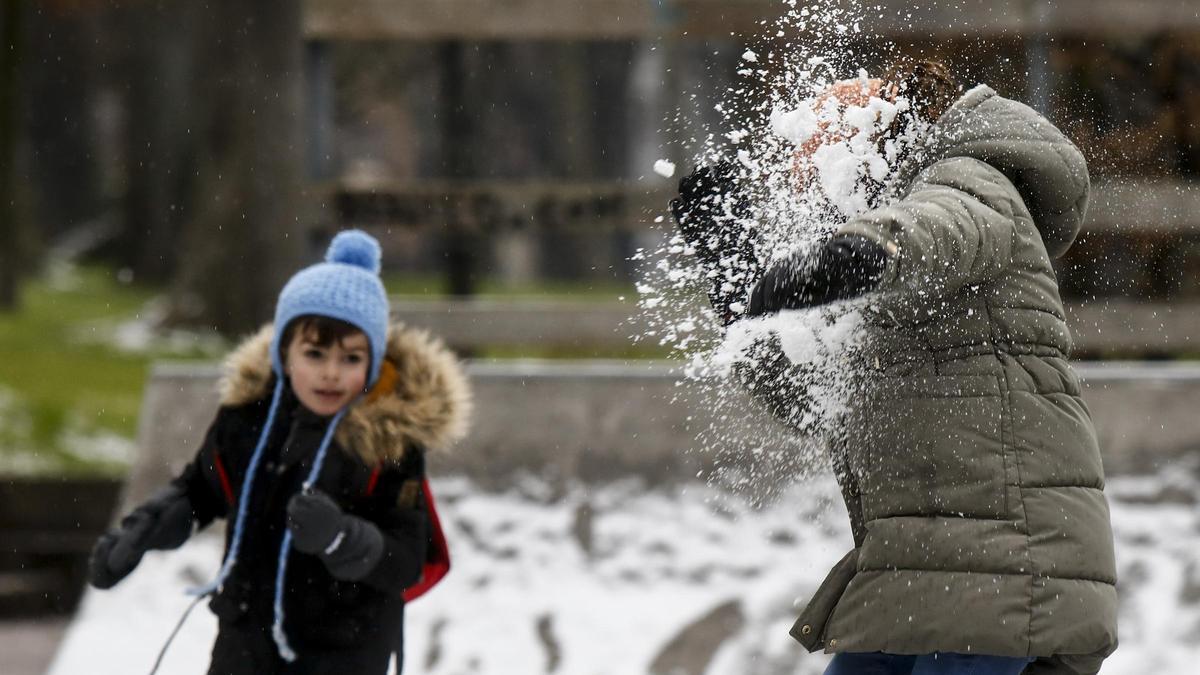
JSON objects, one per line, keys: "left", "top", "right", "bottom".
{"left": 825, "top": 652, "right": 1033, "bottom": 675}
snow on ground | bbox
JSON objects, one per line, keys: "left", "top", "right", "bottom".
{"left": 49, "top": 469, "right": 1200, "bottom": 675}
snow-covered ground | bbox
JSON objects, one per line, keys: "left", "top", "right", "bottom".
{"left": 49, "top": 468, "right": 1200, "bottom": 675}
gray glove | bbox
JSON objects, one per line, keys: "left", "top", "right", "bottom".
{"left": 287, "top": 490, "right": 384, "bottom": 581}
{"left": 88, "top": 484, "right": 194, "bottom": 589}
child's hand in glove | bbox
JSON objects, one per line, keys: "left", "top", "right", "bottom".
{"left": 287, "top": 490, "right": 384, "bottom": 581}
{"left": 745, "top": 234, "right": 889, "bottom": 316}
{"left": 88, "top": 484, "right": 195, "bottom": 589}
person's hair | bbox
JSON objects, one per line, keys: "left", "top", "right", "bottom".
{"left": 279, "top": 314, "right": 366, "bottom": 358}
{"left": 882, "top": 57, "right": 960, "bottom": 125}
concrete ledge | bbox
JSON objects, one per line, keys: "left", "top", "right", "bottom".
{"left": 118, "top": 360, "right": 1200, "bottom": 509}
{"left": 126, "top": 360, "right": 714, "bottom": 508}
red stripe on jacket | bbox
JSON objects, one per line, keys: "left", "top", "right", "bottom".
{"left": 213, "top": 451, "right": 236, "bottom": 506}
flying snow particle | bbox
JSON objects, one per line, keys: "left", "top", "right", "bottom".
{"left": 653, "top": 159, "right": 676, "bottom": 178}
{"left": 742, "top": 49, "right": 759, "bottom": 63}
{"left": 726, "top": 129, "right": 750, "bottom": 144}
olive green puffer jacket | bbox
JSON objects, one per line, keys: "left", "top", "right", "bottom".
{"left": 762, "top": 85, "right": 1118, "bottom": 674}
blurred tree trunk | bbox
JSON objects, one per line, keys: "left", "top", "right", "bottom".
{"left": 24, "top": 5, "right": 108, "bottom": 244}
{"left": 116, "top": 2, "right": 200, "bottom": 284}
{"left": 537, "top": 43, "right": 601, "bottom": 281}
{"left": 0, "top": 0, "right": 26, "bottom": 310}
{"left": 439, "top": 41, "right": 478, "bottom": 296}
{"left": 170, "top": 0, "right": 305, "bottom": 335}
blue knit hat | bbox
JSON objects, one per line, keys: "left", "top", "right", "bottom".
{"left": 270, "top": 230, "right": 390, "bottom": 386}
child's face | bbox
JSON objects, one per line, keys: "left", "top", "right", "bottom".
{"left": 284, "top": 328, "right": 370, "bottom": 416}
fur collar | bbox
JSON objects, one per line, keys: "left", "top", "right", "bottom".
{"left": 218, "top": 323, "right": 472, "bottom": 465}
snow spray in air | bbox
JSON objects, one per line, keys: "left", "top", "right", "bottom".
{"left": 635, "top": 1, "right": 928, "bottom": 503}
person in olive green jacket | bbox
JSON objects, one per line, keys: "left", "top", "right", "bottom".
{"left": 671, "top": 61, "right": 1118, "bottom": 675}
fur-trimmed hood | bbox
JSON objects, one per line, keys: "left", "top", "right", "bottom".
{"left": 218, "top": 322, "right": 472, "bottom": 465}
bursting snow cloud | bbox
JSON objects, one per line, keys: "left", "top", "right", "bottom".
{"left": 636, "top": 1, "right": 922, "bottom": 497}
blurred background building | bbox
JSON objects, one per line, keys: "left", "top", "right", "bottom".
{"left": 4, "top": 1, "right": 1199, "bottom": 347}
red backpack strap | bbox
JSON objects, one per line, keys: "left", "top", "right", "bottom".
{"left": 402, "top": 477, "right": 451, "bottom": 602}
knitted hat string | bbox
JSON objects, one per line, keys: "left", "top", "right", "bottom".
{"left": 271, "top": 404, "right": 350, "bottom": 662}
{"left": 187, "top": 377, "right": 287, "bottom": 598}
{"left": 183, "top": 380, "right": 353, "bottom": 661}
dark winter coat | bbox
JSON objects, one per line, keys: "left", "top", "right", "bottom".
{"left": 175, "top": 323, "right": 471, "bottom": 674}
{"left": 748, "top": 86, "right": 1118, "bottom": 674}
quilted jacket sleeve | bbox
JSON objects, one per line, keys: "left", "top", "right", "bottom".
{"left": 840, "top": 156, "right": 1021, "bottom": 300}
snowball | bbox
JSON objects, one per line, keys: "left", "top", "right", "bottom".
{"left": 653, "top": 159, "right": 676, "bottom": 178}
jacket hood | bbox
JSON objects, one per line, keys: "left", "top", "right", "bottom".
{"left": 219, "top": 322, "right": 472, "bottom": 464}
{"left": 900, "top": 85, "right": 1090, "bottom": 258}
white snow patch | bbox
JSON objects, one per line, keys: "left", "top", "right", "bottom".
{"left": 60, "top": 425, "right": 137, "bottom": 466}
{"left": 76, "top": 297, "right": 227, "bottom": 357}
{"left": 653, "top": 159, "right": 677, "bottom": 178}
{"left": 48, "top": 535, "right": 222, "bottom": 675}
{"left": 46, "top": 471, "right": 1200, "bottom": 674}
{"left": 50, "top": 478, "right": 851, "bottom": 675}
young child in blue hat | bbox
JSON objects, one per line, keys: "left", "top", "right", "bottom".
{"left": 88, "top": 230, "right": 471, "bottom": 674}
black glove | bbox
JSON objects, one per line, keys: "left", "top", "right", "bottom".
{"left": 670, "top": 161, "right": 761, "bottom": 324}
{"left": 88, "top": 484, "right": 195, "bottom": 589}
{"left": 287, "top": 490, "right": 384, "bottom": 581}
{"left": 745, "top": 234, "right": 888, "bottom": 316}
